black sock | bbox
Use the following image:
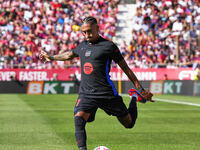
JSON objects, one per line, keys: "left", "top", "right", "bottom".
{"left": 79, "top": 146, "right": 87, "bottom": 150}
{"left": 128, "top": 96, "right": 138, "bottom": 128}
{"left": 75, "top": 116, "right": 87, "bottom": 148}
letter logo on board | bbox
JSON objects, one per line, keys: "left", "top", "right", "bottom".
{"left": 150, "top": 81, "right": 163, "bottom": 94}
{"left": 193, "top": 81, "right": 200, "bottom": 96}
{"left": 27, "top": 81, "right": 44, "bottom": 94}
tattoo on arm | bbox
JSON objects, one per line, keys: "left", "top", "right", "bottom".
{"left": 52, "top": 50, "right": 75, "bottom": 61}
{"left": 118, "top": 59, "right": 143, "bottom": 89}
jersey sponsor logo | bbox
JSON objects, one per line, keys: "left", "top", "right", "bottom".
{"left": 83, "top": 62, "right": 93, "bottom": 75}
{"left": 85, "top": 50, "right": 91, "bottom": 57}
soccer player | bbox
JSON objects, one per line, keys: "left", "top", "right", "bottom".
{"left": 39, "top": 16, "right": 154, "bottom": 150}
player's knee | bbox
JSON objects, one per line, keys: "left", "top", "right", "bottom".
{"left": 124, "top": 121, "right": 136, "bottom": 129}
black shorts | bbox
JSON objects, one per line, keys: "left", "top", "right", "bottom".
{"left": 74, "top": 95, "right": 128, "bottom": 122}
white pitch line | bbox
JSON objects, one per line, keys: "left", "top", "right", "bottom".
{"left": 154, "top": 98, "right": 200, "bottom": 107}
{"left": 122, "top": 94, "right": 200, "bottom": 107}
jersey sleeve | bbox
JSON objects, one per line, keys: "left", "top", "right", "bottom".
{"left": 72, "top": 43, "right": 82, "bottom": 57}
{"left": 111, "top": 43, "right": 124, "bottom": 63}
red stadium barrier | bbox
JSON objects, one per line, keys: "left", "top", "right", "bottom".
{"left": 0, "top": 68, "right": 195, "bottom": 81}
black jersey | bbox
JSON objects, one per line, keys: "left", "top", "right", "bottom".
{"left": 73, "top": 36, "right": 124, "bottom": 97}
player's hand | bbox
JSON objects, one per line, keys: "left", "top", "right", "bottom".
{"left": 39, "top": 50, "right": 51, "bottom": 62}
{"left": 141, "top": 90, "right": 154, "bottom": 102}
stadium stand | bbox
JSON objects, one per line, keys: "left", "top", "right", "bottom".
{"left": 125, "top": 0, "right": 200, "bottom": 68}
{"left": 0, "top": 0, "right": 120, "bottom": 69}
{"left": 0, "top": 0, "right": 199, "bottom": 69}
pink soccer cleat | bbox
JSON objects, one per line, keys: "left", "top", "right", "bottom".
{"left": 128, "top": 88, "right": 147, "bottom": 103}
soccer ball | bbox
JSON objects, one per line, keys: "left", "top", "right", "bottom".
{"left": 94, "top": 146, "right": 110, "bottom": 150}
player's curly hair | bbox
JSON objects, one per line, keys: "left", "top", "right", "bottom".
{"left": 82, "top": 16, "right": 97, "bottom": 25}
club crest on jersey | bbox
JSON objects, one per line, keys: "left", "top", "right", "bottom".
{"left": 85, "top": 50, "right": 91, "bottom": 57}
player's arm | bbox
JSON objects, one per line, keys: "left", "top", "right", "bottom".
{"left": 118, "top": 59, "right": 154, "bottom": 102}
{"left": 39, "top": 50, "right": 75, "bottom": 62}
{"left": 118, "top": 59, "right": 143, "bottom": 89}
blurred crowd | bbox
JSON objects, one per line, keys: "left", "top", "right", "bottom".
{"left": 121, "top": 0, "right": 200, "bottom": 68}
{"left": 0, "top": 0, "right": 199, "bottom": 69}
{"left": 0, "top": 0, "right": 119, "bottom": 69}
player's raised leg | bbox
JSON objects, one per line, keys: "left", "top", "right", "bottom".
{"left": 117, "top": 95, "right": 138, "bottom": 128}
{"left": 117, "top": 88, "right": 148, "bottom": 128}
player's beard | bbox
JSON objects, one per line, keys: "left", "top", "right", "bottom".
{"left": 87, "top": 35, "right": 99, "bottom": 43}
{"left": 87, "top": 37, "right": 94, "bottom": 43}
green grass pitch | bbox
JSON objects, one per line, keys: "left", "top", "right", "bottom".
{"left": 0, "top": 94, "right": 200, "bottom": 150}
